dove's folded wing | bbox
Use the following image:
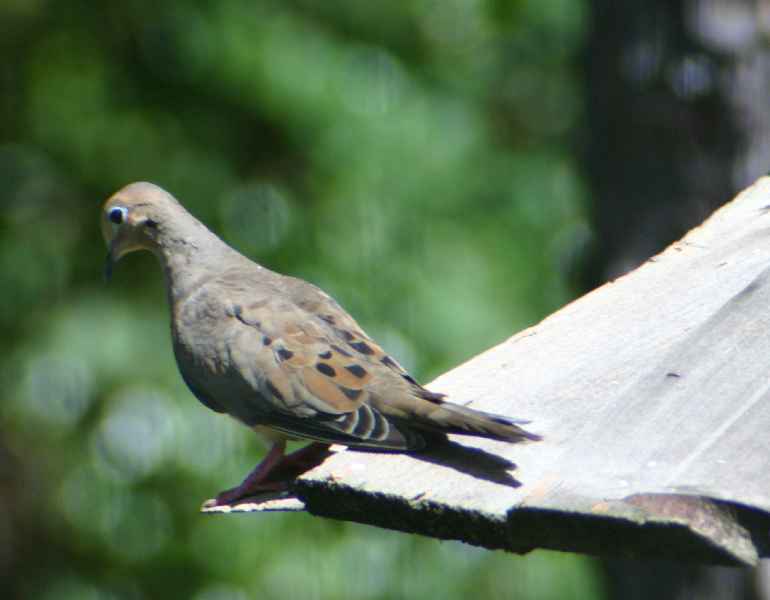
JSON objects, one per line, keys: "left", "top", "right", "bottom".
{"left": 222, "top": 297, "right": 426, "bottom": 450}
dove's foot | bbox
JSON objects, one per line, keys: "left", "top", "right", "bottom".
{"left": 203, "top": 442, "right": 332, "bottom": 507}
{"left": 265, "top": 442, "right": 333, "bottom": 479}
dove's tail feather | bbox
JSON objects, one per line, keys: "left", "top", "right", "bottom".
{"left": 408, "top": 399, "right": 542, "bottom": 443}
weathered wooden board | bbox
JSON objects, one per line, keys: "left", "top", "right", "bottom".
{"left": 206, "top": 178, "right": 770, "bottom": 565}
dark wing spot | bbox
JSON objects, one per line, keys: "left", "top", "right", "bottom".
{"left": 339, "top": 386, "right": 363, "bottom": 401}
{"left": 277, "top": 348, "right": 294, "bottom": 361}
{"left": 331, "top": 344, "right": 353, "bottom": 357}
{"left": 265, "top": 379, "right": 284, "bottom": 401}
{"left": 350, "top": 341, "right": 374, "bottom": 355}
{"left": 335, "top": 328, "right": 355, "bottom": 341}
{"left": 345, "top": 364, "right": 367, "bottom": 379}
{"left": 232, "top": 304, "right": 261, "bottom": 327}
{"left": 402, "top": 373, "right": 418, "bottom": 385}
{"left": 316, "top": 363, "right": 336, "bottom": 377}
{"left": 318, "top": 351, "right": 333, "bottom": 359}
{"left": 381, "top": 355, "right": 399, "bottom": 369}
{"left": 262, "top": 336, "right": 273, "bottom": 346}
{"left": 320, "top": 314, "right": 336, "bottom": 325}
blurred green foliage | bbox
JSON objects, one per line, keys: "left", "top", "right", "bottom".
{"left": 1, "top": 1, "right": 599, "bottom": 599}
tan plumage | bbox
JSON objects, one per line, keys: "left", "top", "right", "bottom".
{"left": 102, "top": 182, "right": 541, "bottom": 505}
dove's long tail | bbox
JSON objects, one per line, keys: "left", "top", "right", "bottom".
{"left": 416, "top": 400, "right": 542, "bottom": 443}
{"left": 383, "top": 388, "right": 542, "bottom": 444}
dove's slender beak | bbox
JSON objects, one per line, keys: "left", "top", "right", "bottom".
{"left": 102, "top": 222, "right": 148, "bottom": 282}
{"left": 103, "top": 250, "right": 114, "bottom": 282}
{"left": 103, "top": 232, "right": 129, "bottom": 282}
{"left": 104, "top": 237, "right": 121, "bottom": 282}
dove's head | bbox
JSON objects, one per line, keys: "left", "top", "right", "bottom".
{"left": 101, "top": 182, "right": 180, "bottom": 280}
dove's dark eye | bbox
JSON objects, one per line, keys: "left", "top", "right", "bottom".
{"left": 109, "top": 206, "right": 127, "bottom": 225}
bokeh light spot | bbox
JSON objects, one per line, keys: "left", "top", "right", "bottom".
{"left": 220, "top": 183, "right": 292, "bottom": 255}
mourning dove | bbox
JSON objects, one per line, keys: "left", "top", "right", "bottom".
{"left": 102, "top": 182, "right": 541, "bottom": 506}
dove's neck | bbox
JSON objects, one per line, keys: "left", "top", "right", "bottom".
{"left": 154, "top": 217, "right": 242, "bottom": 304}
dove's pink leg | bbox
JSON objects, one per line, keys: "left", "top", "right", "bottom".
{"left": 207, "top": 441, "right": 331, "bottom": 507}
{"left": 207, "top": 441, "right": 287, "bottom": 506}
{"left": 268, "top": 442, "right": 331, "bottom": 476}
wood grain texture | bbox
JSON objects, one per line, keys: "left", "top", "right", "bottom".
{"left": 207, "top": 178, "right": 770, "bottom": 565}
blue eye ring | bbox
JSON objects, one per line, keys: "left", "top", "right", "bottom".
{"left": 109, "top": 206, "right": 127, "bottom": 225}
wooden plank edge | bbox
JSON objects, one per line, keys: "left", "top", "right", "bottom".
{"left": 289, "top": 479, "right": 767, "bottom": 566}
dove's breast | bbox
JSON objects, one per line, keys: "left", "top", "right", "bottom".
{"left": 170, "top": 283, "right": 275, "bottom": 426}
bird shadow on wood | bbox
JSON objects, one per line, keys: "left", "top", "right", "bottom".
{"left": 273, "top": 438, "right": 523, "bottom": 490}
{"left": 351, "top": 436, "right": 522, "bottom": 488}
{"left": 410, "top": 439, "right": 522, "bottom": 488}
